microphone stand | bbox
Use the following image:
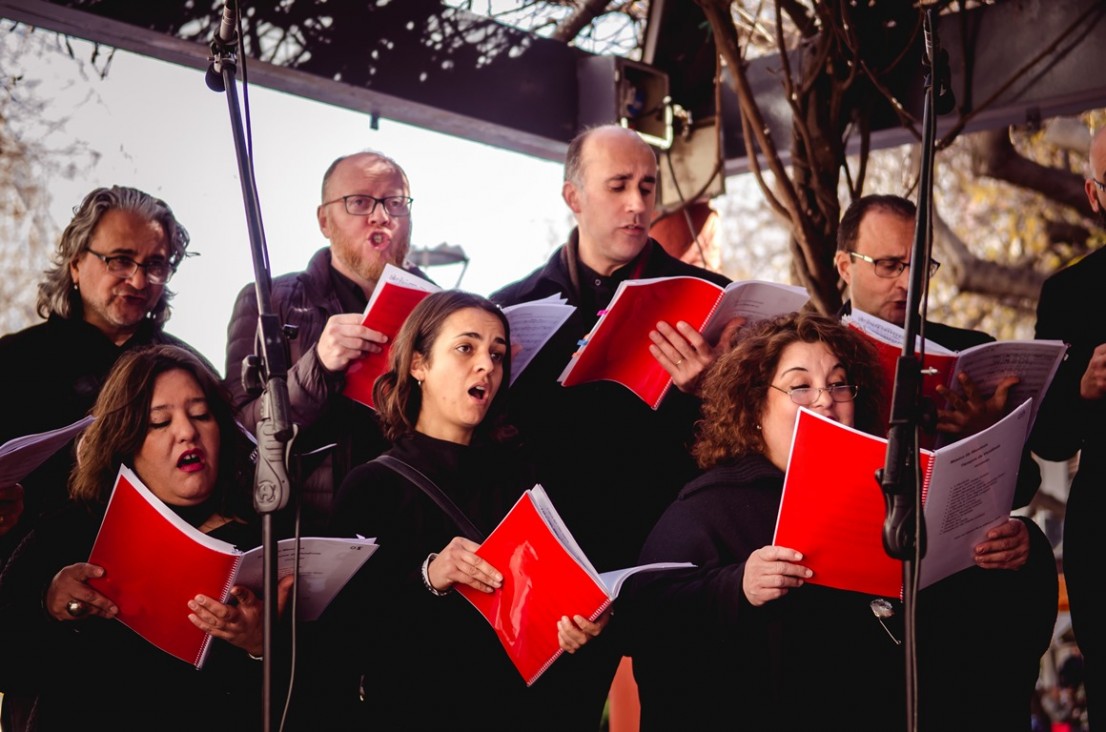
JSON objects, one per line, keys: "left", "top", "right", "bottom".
{"left": 877, "top": 6, "right": 949, "bottom": 732}
{"left": 208, "top": 13, "right": 295, "bottom": 732}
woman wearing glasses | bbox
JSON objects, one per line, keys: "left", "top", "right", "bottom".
{"left": 621, "top": 309, "right": 1054, "bottom": 731}
{"left": 618, "top": 311, "right": 907, "bottom": 731}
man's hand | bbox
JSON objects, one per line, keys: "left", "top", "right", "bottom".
{"left": 935, "top": 372, "right": 1018, "bottom": 438}
{"left": 973, "top": 518, "right": 1030, "bottom": 571}
{"left": 314, "top": 313, "right": 389, "bottom": 373}
{"left": 0, "top": 483, "right": 24, "bottom": 537}
{"left": 1080, "top": 343, "right": 1106, "bottom": 400}
{"left": 649, "top": 316, "right": 747, "bottom": 395}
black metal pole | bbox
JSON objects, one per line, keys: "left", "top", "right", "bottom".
{"left": 877, "top": 6, "right": 949, "bottom": 731}
{"left": 207, "top": 9, "right": 294, "bottom": 730}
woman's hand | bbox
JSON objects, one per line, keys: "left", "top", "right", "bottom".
{"left": 45, "top": 563, "right": 117, "bottom": 622}
{"left": 557, "top": 608, "right": 610, "bottom": 654}
{"left": 188, "top": 574, "right": 295, "bottom": 657}
{"left": 742, "top": 545, "right": 812, "bottom": 607}
{"left": 426, "top": 537, "right": 503, "bottom": 594}
{"left": 973, "top": 518, "right": 1030, "bottom": 571}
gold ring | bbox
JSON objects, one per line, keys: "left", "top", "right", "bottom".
{"left": 66, "top": 599, "right": 88, "bottom": 618}
{"left": 674, "top": 358, "right": 683, "bottom": 366}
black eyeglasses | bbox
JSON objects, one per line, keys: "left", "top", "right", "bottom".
{"left": 848, "top": 251, "right": 940, "bottom": 279}
{"left": 769, "top": 383, "right": 859, "bottom": 406}
{"left": 86, "top": 250, "right": 173, "bottom": 284}
{"left": 322, "top": 194, "right": 413, "bottom": 217}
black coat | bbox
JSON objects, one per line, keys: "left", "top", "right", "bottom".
{"left": 1032, "top": 245, "right": 1106, "bottom": 724}
{"left": 491, "top": 235, "right": 731, "bottom": 574}
{"left": 0, "top": 502, "right": 264, "bottom": 731}
{"left": 323, "top": 432, "right": 581, "bottom": 730}
{"left": 223, "top": 247, "right": 431, "bottom": 534}
{"left": 0, "top": 315, "right": 191, "bottom": 566}
{"left": 621, "top": 450, "right": 1057, "bottom": 732}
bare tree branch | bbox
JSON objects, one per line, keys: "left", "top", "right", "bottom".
{"left": 933, "top": 210, "right": 1045, "bottom": 303}
{"left": 550, "top": 0, "right": 612, "bottom": 43}
{"left": 971, "top": 128, "right": 1091, "bottom": 216}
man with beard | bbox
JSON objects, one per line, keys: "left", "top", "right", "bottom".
{"left": 1032, "top": 125, "right": 1106, "bottom": 729}
{"left": 224, "top": 150, "right": 429, "bottom": 534}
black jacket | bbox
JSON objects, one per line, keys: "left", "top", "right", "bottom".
{"left": 491, "top": 234, "right": 732, "bottom": 573}
{"left": 1032, "top": 245, "right": 1106, "bottom": 723}
{"left": 223, "top": 248, "right": 430, "bottom": 534}
{"left": 0, "top": 315, "right": 190, "bottom": 566}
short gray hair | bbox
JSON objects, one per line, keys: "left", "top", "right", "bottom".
{"left": 36, "top": 186, "right": 190, "bottom": 324}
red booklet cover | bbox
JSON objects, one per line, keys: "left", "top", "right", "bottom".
{"left": 773, "top": 403, "right": 1029, "bottom": 598}
{"left": 343, "top": 264, "right": 439, "bottom": 410}
{"left": 87, "top": 465, "right": 242, "bottom": 668}
{"left": 845, "top": 308, "right": 1066, "bottom": 449}
{"left": 456, "top": 485, "right": 691, "bottom": 685}
{"left": 558, "top": 277, "right": 807, "bottom": 409}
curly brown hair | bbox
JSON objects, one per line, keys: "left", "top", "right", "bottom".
{"left": 693, "top": 311, "right": 886, "bottom": 469}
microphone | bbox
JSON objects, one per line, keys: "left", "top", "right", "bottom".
{"left": 923, "top": 9, "right": 956, "bottom": 115}
{"left": 206, "top": 0, "right": 238, "bottom": 92}
{"left": 216, "top": 0, "right": 238, "bottom": 48}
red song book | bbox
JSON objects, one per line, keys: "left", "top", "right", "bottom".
{"left": 87, "top": 465, "right": 376, "bottom": 666}
{"left": 558, "top": 277, "right": 808, "bottom": 409}
{"left": 456, "top": 484, "right": 691, "bottom": 685}
{"left": 87, "top": 465, "right": 243, "bottom": 668}
{"left": 343, "top": 263, "right": 440, "bottom": 410}
{"left": 772, "top": 401, "right": 1031, "bottom": 598}
{"left": 844, "top": 308, "right": 1065, "bottom": 448}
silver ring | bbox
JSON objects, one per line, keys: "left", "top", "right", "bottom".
{"left": 673, "top": 358, "right": 683, "bottom": 366}
{"left": 65, "top": 599, "right": 88, "bottom": 618}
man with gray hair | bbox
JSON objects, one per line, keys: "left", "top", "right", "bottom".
{"left": 224, "top": 150, "right": 430, "bottom": 535}
{"left": 0, "top": 184, "right": 194, "bottom": 565}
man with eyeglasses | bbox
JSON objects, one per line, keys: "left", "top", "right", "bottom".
{"left": 835, "top": 193, "right": 1057, "bottom": 731}
{"left": 1032, "top": 125, "right": 1106, "bottom": 728}
{"left": 224, "top": 150, "right": 429, "bottom": 537}
{"left": 0, "top": 184, "right": 195, "bottom": 581}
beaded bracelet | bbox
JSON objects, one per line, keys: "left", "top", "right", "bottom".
{"left": 421, "top": 553, "right": 450, "bottom": 597}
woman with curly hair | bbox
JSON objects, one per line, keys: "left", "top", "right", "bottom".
{"left": 618, "top": 311, "right": 906, "bottom": 732}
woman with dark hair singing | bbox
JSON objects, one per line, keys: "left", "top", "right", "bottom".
{"left": 0, "top": 345, "right": 291, "bottom": 730}
{"left": 325, "top": 290, "right": 604, "bottom": 730}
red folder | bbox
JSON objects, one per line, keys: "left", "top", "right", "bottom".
{"left": 457, "top": 485, "right": 690, "bottom": 685}
{"left": 87, "top": 465, "right": 241, "bottom": 667}
{"left": 773, "top": 404, "right": 1029, "bottom": 597}
{"left": 343, "top": 280, "right": 438, "bottom": 410}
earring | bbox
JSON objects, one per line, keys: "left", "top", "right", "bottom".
{"left": 73, "top": 282, "right": 79, "bottom": 291}
{"left": 756, "top": 424, "right": 762, "bottom": 431}
{"left": 415, "top": 379, "right": 422, "bottom": 387}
